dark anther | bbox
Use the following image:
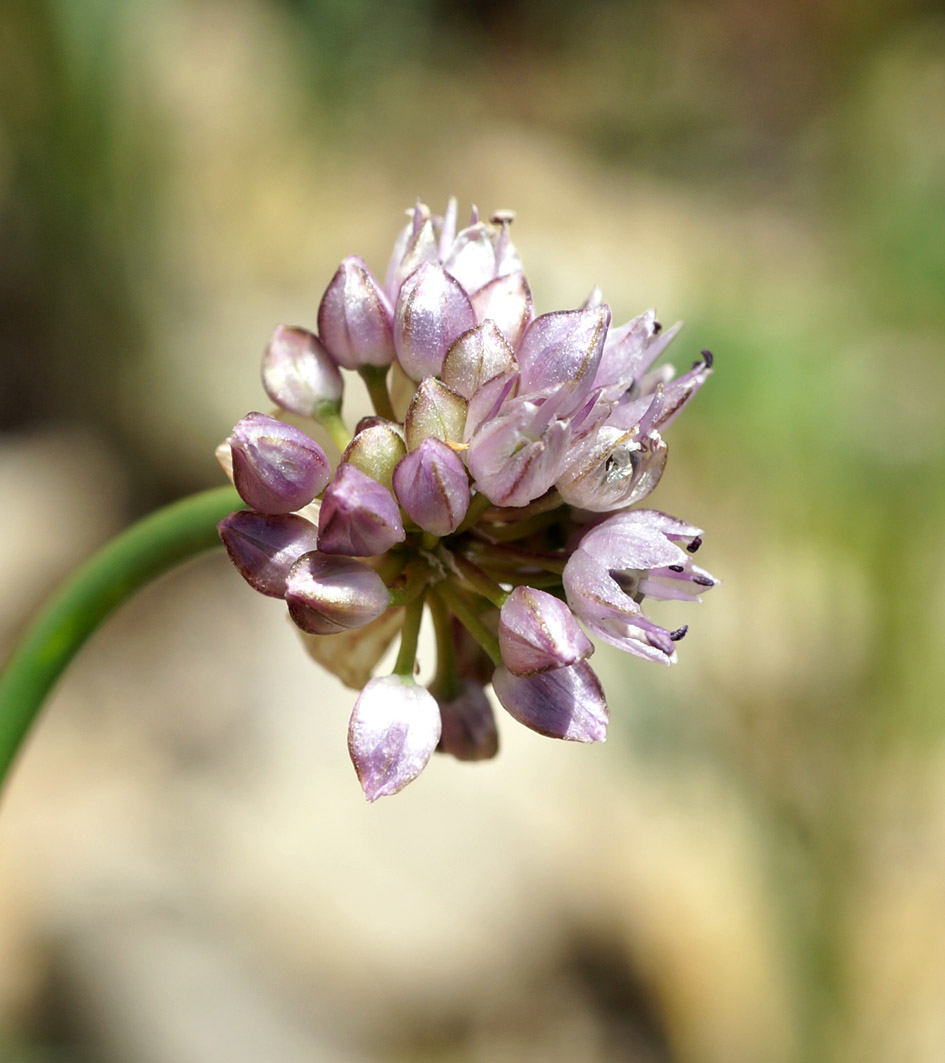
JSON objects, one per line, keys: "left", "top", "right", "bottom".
{"left": 694, "top": 575, "right": 715, "bottom": 586}
{"left": 653, "top": 320, "right": 662, "bottom": 334}
{"left": 700, "top": 349, "right": 714, "bottom": 368}
{"left": 668, "top": 564, "right": 685, "bottom": 572}
{"left": 669, "top": 625, "right": 689, "bottom": 641}
{"left": 686, "top": 536, "right": 702, "bottom": 553}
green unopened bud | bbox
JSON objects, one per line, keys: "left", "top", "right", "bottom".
{"left": 342, "top": 419, "right": 407, "bottom": 491}
{"left": 404, "top": 378, "right": 467, "bottom": 450}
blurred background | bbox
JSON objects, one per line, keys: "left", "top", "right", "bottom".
{"left": 1, "top": 0, "right": 944, "bottom": 1060}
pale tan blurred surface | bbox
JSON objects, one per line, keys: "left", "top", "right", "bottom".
{"left": 2, "top": 1, "right": 945, "bottom": 1060}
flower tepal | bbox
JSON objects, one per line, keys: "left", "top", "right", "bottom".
{"left": 217, "top": 199, "right": 717, "bottom": 800}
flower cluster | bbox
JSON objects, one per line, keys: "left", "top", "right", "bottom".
{"left": 217, "top": 200, "right": 717, "bottom": 800}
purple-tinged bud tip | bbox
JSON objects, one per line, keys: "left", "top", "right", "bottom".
{"left": 218, "top": 511, "right": 320, "bottom": 597}
{"left": 262, "top": 326, "right": 343, "bottom": 417}
{"left": 348, "top": 675, "right": 442, "bottom": 800}
{"left": 317, "top": 256, "right": 395, "bottom": 370}
{"left": 492, "top": 661, "right": 609, "bottom": 742}
{"left": 394, "top": 263, "right": 477, "bottom": 381}
{"left": 498, "top": 586, "right": 594, "bottom": 677}
{"left": 317, "top": 462, "right": 406, "bottom": 556}
{"left": 440, "top": 321, "right": 516, "bottom": 401}
{"left": 469, "top": 272, "right": 533, "bottom": 349}
{"left": 516, "top": 306, "right": 610, "bottom": 409}
{"left": 228, "top": 412, "right": 331, "bottom": 514}
{"left": 342, "top": 419, "right": 407, "bottom": 491}
{"left": 392, "top": 437, "right": 470, "bottom": 537}
{"left": 285, "top": 552, "right": 390, "bottom": 635}
{"left": 404, "top": 377, "right": 467, "bottom": 450}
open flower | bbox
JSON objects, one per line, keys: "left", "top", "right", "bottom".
{"left": 217, "top": 199, "right": 717, "bottom": 799}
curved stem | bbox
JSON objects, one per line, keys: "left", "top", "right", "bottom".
{"left": 0, "top": 485, "right": 242, "bottom": 792}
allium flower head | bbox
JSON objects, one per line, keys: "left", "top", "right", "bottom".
{"left": 218, "top": 198, "right": 717, "bottom": 800}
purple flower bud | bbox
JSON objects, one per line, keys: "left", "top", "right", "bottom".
{"left": 285, "top": 552, "right": 390, "bottom": 635}
{"left": 218, "top": 511, "right": 320, "bottom": 597}
{"left": 342, "top": 419, "right": 406, "bottom": 491}
{"left": 492, "top": 661, "right": 608, "bottom": 742}
{"left": 440, "top": 321, "right": 517, "bottom": 400}
{"left": 516, "top": 306, "right": 610, "bottom": 412}
{"left": 442, "top": 222, "right": 498, "bottom": 294}
{"left": 469, "top": 271, "right": 533, "bottom": 349}
{"left": 261, "top": 325, "right": 343, "bottom": 417}
{"left": 392, "top": 437, "right": 470, "bottom": 536}
{"left": 394, "top": 263, "right": 477, "bottom": 381}
{"left": 498, "top": 587, "right": 594, "bottom": 677}
{"left": 228, "top": 412, "right": 331, "bottom": 514}
{"left": 451, "top": 616, "right": 496, "bottom": 686}
{"left": 403, "top": 377, "right": 467, "bottom": 449}
{"left": 434, "top": 679, "right": 499, "bottom": 761}
{"left": 317, "top": 463, "right": 406, "bottom": 556}
{"left": 348, "top": 675, "right": 442, "bottom": 800}
{"left": 385, "top": 204, "right": 438, "bottom": 301}
{"left": 317, "top": 256, "right": 395, "bottom": 370}
{"left": 466, "top": 397, "right": 570, "bottom": 507}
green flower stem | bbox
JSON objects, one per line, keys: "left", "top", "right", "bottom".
{"left": 358, "top": 366, "right": 397, "bottom": 423}
{"left": 483, "top": 489, "right": 563, "bottom": 524}
{"left": 393, "top": 590, "right": 426, "bottom": 677}
{"left": 0, "top": 485, "right": 242, "bottom": 792}
{"left": 467, "top": 508, "right": 561, "bottom": 542}
{"left": 314, "top": 402, "right": 352, "bottom": 452}
{"left": 434, "top": 584, "right": 502, "bottom": 667}
{"left": 447, "top": 553, "right": 509, "bottom": 609}
{"left": 452, "top": 491, "right": 493, "bottom": 536}
{"left": 465, "top": 541, "right": 567, "bottom": 574}
{"left": 428, "top": 593, "right": 461, "bottom": 700}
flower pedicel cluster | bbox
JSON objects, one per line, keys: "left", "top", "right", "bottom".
{"left": 217, "top": 200, "right": 718, "bottom": 800}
